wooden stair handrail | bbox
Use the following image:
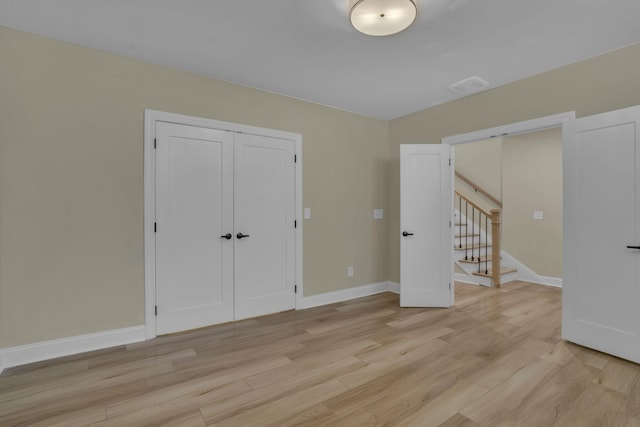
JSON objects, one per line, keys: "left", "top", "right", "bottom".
{"left": 455, "top": 190, "right": 502, "bottom": 288}
{"left": 455, "top": 171, "right": 502, "bottom": 208}
{"left": 455, "top": 191, "right": 493, "bottom": 217}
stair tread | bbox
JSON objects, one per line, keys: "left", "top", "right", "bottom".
{"left": 455, "top": 233, "right": 480, "bottom": 238}
{"left": 455, "top": 243, "right": 490, "bottom": 250}
{"left": 472, "top": 267, "right": 517, "bottom": 277}
{"left": 459, "top": 255, "right": 494, "bottom": 264}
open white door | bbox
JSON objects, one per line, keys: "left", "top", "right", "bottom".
{"left": 564, "top": 105, "right": 640, "bottom": 363}
{"left": 400, "top": 144, "right": 454, "bottom": 307}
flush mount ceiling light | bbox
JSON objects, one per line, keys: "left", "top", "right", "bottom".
{"left": 349, "top": 0, "right": 417, "bottom": 36}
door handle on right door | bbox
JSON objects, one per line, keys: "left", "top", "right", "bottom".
{"left": 402, "top": 231, "right": 414, "bottom": 237}
{"left": 627, "top": 245, "right": 640, "bottom": 249}
{"left": 236, "top": 233, "right": 250, "bottom": 239}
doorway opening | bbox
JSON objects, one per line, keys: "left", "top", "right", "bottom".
{"left": 443, "top": 112, "right": 574, "bottom": 289}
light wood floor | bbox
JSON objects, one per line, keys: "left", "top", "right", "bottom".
{"left": 2, "top": 282, "right": 640, "bottom": 426}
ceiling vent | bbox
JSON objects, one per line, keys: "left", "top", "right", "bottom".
{"left": 448, "top": 76, "right": 490, "bottom": 95}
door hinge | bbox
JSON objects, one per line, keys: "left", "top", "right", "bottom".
{"left": 449, "top": 283, "right": 452, "bottom": 290}
{"left": 294, "top": 220, "right": 297, "bottom": 228}
{"left": 449, "top": 220, "right": 451, "bottom": 228}
{"left": 295, "top": 285, "right": 297, "bottom": 293}
{"left": 155, "top": 305, "right": 158, "bottom": 316}
{"left": 294, "top": 154, "right": 297, "bottom": 163}
{"left": 449, "top": 158, "right": 451, "bottom": 166}
{"left": 154, "top": 222, "right": 157, "bottom": 233}
{"left": 154, "top": 138, "right": 157, "bottom": 149}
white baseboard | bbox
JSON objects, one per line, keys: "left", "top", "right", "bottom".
{"left": 0, "top": 325, "right": 145, "bottom": 374}
{"left": 454, "top": 273, "right": 481, "bottom": 285}
{"left": 387, "top": 281, "right": 400, "bottom": 294}
{"left": 538, "top": 276, "right": 563, "bottom": 288}
{"left": 302, "top": 281, "right": 397, "bottom": 309}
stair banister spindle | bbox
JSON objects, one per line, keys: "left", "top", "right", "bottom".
{"left": 458, "top": 195, "right": 462, "bottom": 249}
{"left": 471, "top": 205, "right": 475, "bottom": 261}
{"left": 465, "top": 200, "right": 469, "bottom": 260}
{"left": 476, "top": 209, "right": 481, "bottom": 274}
{"left": 485, "top": 215, "right": 489, "bottom": 274}
{"left": 491, "top": 208, "right": 502, "bottom": 288}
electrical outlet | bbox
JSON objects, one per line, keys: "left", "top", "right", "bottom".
{"left": 304, "top": 208, "right": 311, "bottom": 219}
{"left": 533, "top": 210, "right": 544, "bottom": 220}
{"left": 347, "top": 266, "right": 354, "bottom": 277}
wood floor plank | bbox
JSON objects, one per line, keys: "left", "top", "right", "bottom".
{"left": 460, "top": 358, "right": 562, "bottom": 425}
{"left": 207, "top": 379, "right": 348, "bottom": 427}
{"left": 495, "top": 357, "right": 599, "bottom": 427}
{"left": 2, "top": 282, "right": 639, "bottom": 427}
{"left": 395, "top": 380, "right": 489, "bottom": 427}
{"left": 597, "top": 357, "right": 640, "bottom": 395}
{"left": 438, "top": 413, "right": 482, "bottom": 427}
{"left": 550, "top": 382, "right": 626, "bottom": 426}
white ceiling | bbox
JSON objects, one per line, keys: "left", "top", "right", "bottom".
{"left": 1, "top": 0, "right": 639, "bottom": 120}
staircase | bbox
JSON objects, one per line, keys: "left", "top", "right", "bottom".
{"left": 454, "top": 191, "right": 517, "bottom": 287}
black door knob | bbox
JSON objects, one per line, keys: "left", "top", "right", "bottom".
{"left": 237, "top": 233, "right": 250, "bottom": 239}
{"left": 220, "top": 233, "right": 232, "bottom": 240}
{"left": 402, "top": 231, "right": 414, "bottom": 237}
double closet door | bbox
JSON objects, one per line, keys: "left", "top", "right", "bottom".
{"left": 155, "top": 122, "right": 296, "bottom": 335}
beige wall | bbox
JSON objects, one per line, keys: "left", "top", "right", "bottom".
{"left": 502, "top": 128, "right": 563, "bottom": 277}
{"left": 455, "top": 137, "right": 502, "bottom": 213}
{"left": 0, "top": 27, "right": 389, "bottom": 348}
{"left": 388, "top": 42, "right": 640, "bottom": 282}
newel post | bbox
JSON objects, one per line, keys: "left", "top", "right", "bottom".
{"left": 490, "top": 209, "right": 502, "bottom": 288}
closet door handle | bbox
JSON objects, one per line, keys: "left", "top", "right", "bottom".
{"left": 627, "top": 245, "right": 640, "bottom": 250}
{"left": 237, "top": 233, "right": 250, "bottom": 239}
{"left": 402, "top": 231, "right": 414, "bottom": 237}
{"left": 220, "top": 233, "right": 232, "bottom": 240}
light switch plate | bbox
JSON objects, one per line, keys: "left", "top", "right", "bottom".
{"left": 304, "top": 208, "right": 311, "bottom": 219}
{"left": 533, "top": 210, "right": 544, "bottom": 220}
{"left": 347, "top": 266, "right": 354, "bottom": 277}
{"left": 373, "top": 209, "right": 384, "bottom": 219}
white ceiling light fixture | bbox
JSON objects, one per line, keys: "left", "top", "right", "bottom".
{"left": 349, "top": 0, "right": 417, "bottom": 36}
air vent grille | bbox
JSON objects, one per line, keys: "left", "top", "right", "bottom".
{"left": 448, "top": 76, "right": 490, "bottom": 95}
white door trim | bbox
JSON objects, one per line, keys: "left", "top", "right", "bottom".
{"left": 144, "top": 110, "right": 303, "bottom": 340}
{"left": 442, "top": 112, "right": 575, "bottom": 146}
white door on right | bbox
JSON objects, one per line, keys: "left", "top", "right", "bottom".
{"left": 564, "top": 105, "right": 640, "bottom": 363}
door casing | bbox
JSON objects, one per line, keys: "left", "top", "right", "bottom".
{"left": 442, "top": 112, "right": 574, "bottom": 316}
{"left": 144, "top": 109, "right": 303, "bottom": 340}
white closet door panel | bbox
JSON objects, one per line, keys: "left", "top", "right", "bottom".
{"left": 234, "top": 133, "right": 295, "bottom": 320}
{"left": 155, "top": 122, "right": 234, "bottom": 335}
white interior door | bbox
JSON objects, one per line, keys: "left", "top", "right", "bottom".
{"left": 564, "top": 106, "right": 640, "bottom": 363}
{"left": 234, "top": 133, "right": 296, "bottom": 320}
{"left": 400, "top": 144, "right": 454, "bottom": 307}
{"left": 155, "top": 122, "right": 234, "bottom": 335}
